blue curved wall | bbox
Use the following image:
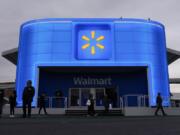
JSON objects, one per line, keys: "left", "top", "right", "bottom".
{"left": 16, "top": 18, "right": 170, "bottom": 106}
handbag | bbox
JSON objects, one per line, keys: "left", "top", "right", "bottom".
{"left": 86, "top": 99, "right": 91, "bottom": 106}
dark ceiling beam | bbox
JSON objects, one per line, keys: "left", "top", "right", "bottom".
{"left": 1, "top": 48, "right": 18, "bottom": 65}
{"left": 169, "top": 78, "right": 180, "bottom": 84}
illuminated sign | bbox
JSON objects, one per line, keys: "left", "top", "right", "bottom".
{"left": 81, "top": 31, "right": 105, "bottom": 55}
{"left": 73, "top": 77, "right": 112, "bottom": 85}
{"left": 77, "top": 25, "right": 112, "bottom": 59}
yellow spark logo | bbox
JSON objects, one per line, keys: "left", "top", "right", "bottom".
{"left": 81, "top": 31, "right": 105, "bottom": 55}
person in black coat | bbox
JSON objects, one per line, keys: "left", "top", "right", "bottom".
{"left": 88, "top": 94, "right": 95, "bottom": 116}
{"left": 9, "top": 90, "right": 17, "bottom": 117}
{"left": 38, "top": 93, "right": 47, "bottom": 115}
{"left": 87, "top": 94, "right": 95, "bottom": 116}
{"left": 87, "top": 96, "right": 91, "bottom": 116}
{"left": 155, "top": 92, "right": 167, "bottom": 116}
{"left": 22, "top": 80, "right": 35, "bottom": 118}
{"left": 90, "top": 97, "right": 95, "bottom": 116}
{"left": 103, "top": 94, "right": 109, "bottom": 114}
{"left": 0, "top": 90, "right": 4, "bottom": 118}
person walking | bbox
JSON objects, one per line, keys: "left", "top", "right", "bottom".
{"left": 0, "top": 90, "right": 4, "bottom": 118}
{"left": 89, "top": 95, "right": 95, "bottom": 116}
{"left": 38, "top": 93, "right": 48, "bottom": 115}
{"left": 22, "top": 80, "right": 35, "bottom": 118}
{"left": 9, "top": 90, "right": 17, "bottom": 117}
{"left": 155, "top": 92, "right": 167, "bottom": 116}
{"left": 103, "top": 94, "right": 109, "bottom": 115}
{"left": 86, "top": 96, "right": 91, "bottom": 116}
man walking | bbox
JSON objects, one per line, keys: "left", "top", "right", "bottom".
{"left": 155, "top": 92, "right": 167, "bottom": 116}
{"left": 89, "top": 95, "right": 95, "bottom": 116}
{"left": 103, "top": 94, "right": 109, "bottom": 115}
{"left": 22, "top": 80, "right": 35, "bottom": 118}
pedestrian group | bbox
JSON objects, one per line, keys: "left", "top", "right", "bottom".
{"left": 0, "top": 80, "right": 168, "bottom": 118}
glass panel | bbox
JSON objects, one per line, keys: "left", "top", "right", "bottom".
{"left": 81, "top": 88, "right": 90, "bottom": 106}
{"left": 70, "top": 88, "right": 80, "bottom": 106}
{"left": 96, "top": 88, "right": 105, "bottom": 106}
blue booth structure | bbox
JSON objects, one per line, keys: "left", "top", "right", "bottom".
{"left": 16, "top": 18, "right": 170, "bottom": 107}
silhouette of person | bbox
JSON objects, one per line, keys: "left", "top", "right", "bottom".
{"left": 0, "top": 90, "right": 4, "bottom": 118}
{"left": 89, "top": 95, "right": 95, "bottom": 116}
{"left": 155, "top": 92, "right": 166, "bottom": 116}
{"left": 87, "top": 96, "right": 91, "bottom": 116}
{"left": 22, "top": 80, "right": 35, "bottom": 118}
{"left": 103, "top": 94, "right": 109, "bottom": 114}
{"left": 9, "top": 90, "right": 17, "bottom": 117}
{"left": 38, "top": 93, "right": 47, "bottom": 115}
{"left": 86, "top": 94, "right": 95, "bottom": 116}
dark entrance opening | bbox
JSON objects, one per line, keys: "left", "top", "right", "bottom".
{"left": 38, "top": 66, "right": 148, "bottom": 107}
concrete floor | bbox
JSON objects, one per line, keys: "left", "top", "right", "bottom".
{"left": 0, "top": 115, "right": 180, "bottom": 135}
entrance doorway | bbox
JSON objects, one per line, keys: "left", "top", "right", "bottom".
{"left": 38, "top": 66, "right": 148, "bottom": 108}
{"left": 69, "top": 88, "right": 105, "bottom": 107}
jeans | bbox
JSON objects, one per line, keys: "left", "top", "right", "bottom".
{"left": 23, "top": 100, "right": 32, "bottom": 117}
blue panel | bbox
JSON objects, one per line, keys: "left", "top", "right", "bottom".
{"left": 51, "top": 53, "right": 71, "bottom": 61}
{"left": 51, "top": 42, "right": 72, "bottom": 53}
{"left": 52, "top": 31, "right": 72, "bottom": 42}
{"left": 53, "top": 23, "right": 72, "bottom": 31}
{"left": 37, "top": 23, "right": 53, "bottom": 31}
{"left": 36, "top": 32, "right": 53, "bottom": 43}
{"left": 31, "top": 43, "right": 52, "bottom": 54}
{"left": 115, "top": 31, "right": 159, "bottom": 44}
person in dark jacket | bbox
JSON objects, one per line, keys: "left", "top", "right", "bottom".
{"left": 38, "top": 93, "right": 47, "bottom": 115}
{"left": 155, "top": 92, "right": 167, "bottom": 116}
{"left": 0, "top": 90, "right": 4, "bottom": 118}
{"left": 9, "top": 90, "right": 17, "bottom": 117}
{"left": 86, "top": 94, "right": 95, "bottom": 116}
{"left": 103, "top": 94, "right": 109, "bottom": 115}
{"left": 87, "top": 96, "right": 91, "bottom": 116}
{"left": 89, "top": 95, "right": 95, "bottom": 116}
{"left": 22, "top": 80, "right": 35, "bottom": 118}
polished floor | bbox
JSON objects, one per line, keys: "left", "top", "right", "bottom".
{"left": 0, "top": 115, "right": 180, "bottom": 135}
